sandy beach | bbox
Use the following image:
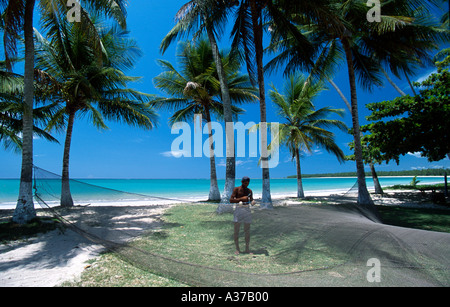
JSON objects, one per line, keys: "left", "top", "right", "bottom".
{"left": 0, "top": 199, "right": 174, "bottom": 287}
{"left": 0, "top": 189, "right": 448, "bottom": 287}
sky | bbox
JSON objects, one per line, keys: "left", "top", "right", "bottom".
{"left": 0, "top": 0, "right": 449, "bottom": 179}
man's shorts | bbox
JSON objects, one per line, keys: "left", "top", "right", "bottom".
{"left": 234, "top": 206, "right": 252, "bottom": 224}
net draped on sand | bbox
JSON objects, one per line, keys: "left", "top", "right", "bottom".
{"left": 26, "top": 166, "right": 450, "bottom": 286}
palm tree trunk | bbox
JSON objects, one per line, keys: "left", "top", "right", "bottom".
{"left": 13, "top": 0, "right": 36, "bottom": 224}
{"left": 369, "top": 162, "right": 383, "bottom": 194}
{"left": 295, "top": 149, "right": 305, "bottom": 198}
{"left": 205, "top": 108, "right": 220, "bottom": 201}
{"left": 404, "top": 72, "right": 417, "bottom": 96}
{"left": 250, "top": 0, "right": 272, "bottom": 209}
{"left": 61, "top": 109, "right": 75, "bottom": 207}
{"left": 444, "top": 170, "right": 448, "bottom": 197}
{"left": 204, "top": 22, "right": 236, "bottom": 210}
{"left": 329, "top": 74, "right": 383, "bottom": 196}
{"left": 381, "top": 67, "right": 406, "bottom": 96}
{"left": 342, "top": 38, "right": 374, "bottom": 207}
{"left": 327, "top": 77, "right": 351, "bottom": 112}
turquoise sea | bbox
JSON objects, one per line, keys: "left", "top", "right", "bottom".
{"left": 0, "top": 176, "right": 445, "bottom": 206}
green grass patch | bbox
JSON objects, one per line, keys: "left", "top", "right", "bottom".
{"left": 377, "top": 206, "right": 450, "bottom": 233}
{"left": 0, "top": 217, "right": 61, "bottom": 243}
{"left": 385, "top": 183, "right": 446, "bottom": 191}
{"left": 61, "top": 253, "right": 188, "bottom": 287}
{"left": 64, "top": 202, "right": 450, "bottom": 286}
{"left": 66, "top": 204, "right": 349, "bottom": 286}
{"left": 132, "top": 204, "right": 347, "bottom": 275}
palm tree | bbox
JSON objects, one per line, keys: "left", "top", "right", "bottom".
{"left": 1, "top": 0, "right": 128, "bottom": 223}
{"left": 335, "top": 0, "right": 446, "bottom": 206}
{"left": 152, "top": 39, "right": 258, "bottom": 201}
{"left": 230, "top": 0, "right": 317, "bottom": 209}
{"left": 160, "top": 0, "right": 240, "bottom": 205}
{"left": 34, "top": 17, "right": 158, "bottom": 207}
{"left": 268, "top": 73, "right": 347, "bottom": 198}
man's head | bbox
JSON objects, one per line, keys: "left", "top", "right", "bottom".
{"left": 241, "top": 176, "right": 250, "bottom": 187}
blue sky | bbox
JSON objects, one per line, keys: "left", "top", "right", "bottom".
{"left": 0, "top": 0, "right": 449, "bottom": 179}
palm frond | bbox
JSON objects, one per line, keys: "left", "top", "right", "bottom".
{"left": 154, "top": 37, "right": 256, "bottom": 124}
{"left": 230, "top": 0, "right": 257, "bottom": 85}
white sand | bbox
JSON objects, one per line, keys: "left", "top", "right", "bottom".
{"left": 0, "top": 189, "right": 447, "bottom": 287}
{"left": 0, "top": 200, "right": 175, "bottom": 287}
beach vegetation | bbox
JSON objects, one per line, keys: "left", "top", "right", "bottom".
{"left": 376, "top": 205, "right": 450, "bottom": 233}
{"left": 152, "top": 38, "right": 258, "bottom": 201}
{"left": 228, "top": 0, "right": 313, "bottom": 209}
{"left": 0, "top": 215, "right": 61, "bottom": 243}
{"left": 364, "top": 48, "right": 450, "bottom": 165}
{"left": 410, "top": 176, "right": 421, "bottom": 187}
{"left": 1, "top": 0, "right": 128, "bottom": 224}
{"left": 347, "top": 136, "right": 386, "bottom": 194}
{"left": 268, "top": 0, "right": 446, "bottom": 208}
{"left": 385, "top": 182, "right": 445, "bottom": 191}
{"left": 34, "top": 16, "right": 158, "bottom": 208}
{"left": 265, "top": 73, "right": 347, "bottom": 198}
{"left": 161, "top": 0, "right": 240, "bottom": 205}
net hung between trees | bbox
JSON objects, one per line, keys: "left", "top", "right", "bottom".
{"left": 28, "top": 167, "right": 450, "bottom": 286}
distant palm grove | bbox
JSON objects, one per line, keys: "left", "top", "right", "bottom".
{"left": 1, "top": 0, "right": 449, "bottom": 223}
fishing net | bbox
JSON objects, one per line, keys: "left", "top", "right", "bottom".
{"left": 9, "top": 166, "right": 450, "bottom": 286}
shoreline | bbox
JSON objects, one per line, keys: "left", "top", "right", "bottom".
{"left": 0, "top": 189, "right": 350, "bottom": 210}
{"left": 0, "top": 180, "right": 445, "bottom": 210}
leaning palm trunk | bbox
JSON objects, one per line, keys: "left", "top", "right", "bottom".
{"left": 250, "top": 1, "right": 272, "bottom": 209}
{"left": 381, "top": 67, "right": 406, "bottom": 96}
{"left": 295, "top": 149, "right": 305, "bottom": 198}
{"left": 13, "top": 0, "right": 36, "bottom": 224}
{"left": 342, "top": 38, "right": 374, "bottom": 207}
{"left": 370, "top": 162, "right": 383, "bottom": 195}
{"left": 327, "top": 77, "right": 351, "bottom": 112}
{"left": 61, "top": 110, "right": 75, "bottom": 207}
{"left": 329, "top": 75, "right": 384, "bottom": 196}
{"left": 205, "top": 109, "right": 220, "bottom": 201}
{"left": 204, "top": 23, "right": 235, "bottom": 212}
{"left": 329, "top": 74, "right": 384, "bottom": 196}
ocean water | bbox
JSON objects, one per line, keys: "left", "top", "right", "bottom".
{"left": 0, "top": 176, "right": 445, "bottom": 206}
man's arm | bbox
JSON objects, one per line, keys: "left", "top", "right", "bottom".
{"left": 248, "top": 189, "right": 256, "bottom": 205}
{"left": 230, "top": 188, "right": 240, "bottom": 203}
{"left": 230, "top": 188, "right": 249, "bottom": 203}
{"left": 248, "top": 189, "right": 253, "bottom": 202}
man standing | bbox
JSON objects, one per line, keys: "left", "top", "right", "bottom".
{"left": 230, "top": 176, "right": 256, "bottom": 255}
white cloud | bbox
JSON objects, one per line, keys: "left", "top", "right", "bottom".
{"left": 415, "top": 70, "right": 437, "bottom": 84}
{"left": 411, "top": 166, "right": 426, "bottom": 170}
{"left": 16, "top": 132, "right": 40, "bottom": 140}
{"left": 401, "top": 69, "right": 438, "bottom": 92}
{"left": 301, "top": 147, "right": 323, "bottom": 157}
{"left": 160, "top": 150, "right": 190, "bottom": 158}
{"left": 217, "top": 159, "right": 255, "bottom": 167}
{"left": 407, "top": 152, "right": 425, "bottom": 158}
